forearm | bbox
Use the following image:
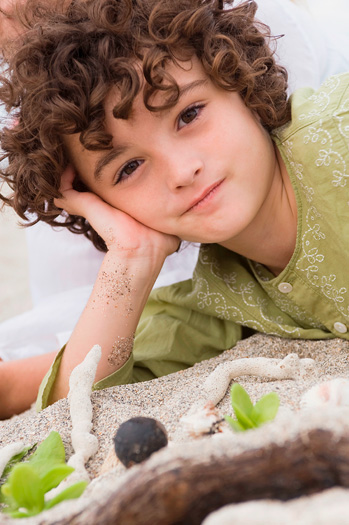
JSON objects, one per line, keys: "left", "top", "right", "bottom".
{"left": 0, "top": 350, "right": 57, "bottom": 419}
{"left": 50, "top": 247, "right": 165, "bottom": 403}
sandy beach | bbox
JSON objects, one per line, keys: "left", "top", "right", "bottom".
{"left": 1, "top": 334, "right": 349, "bottom": 524}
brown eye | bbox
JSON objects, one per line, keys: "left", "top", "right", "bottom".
{"left": 178, "top": 104, "right": 203, "bottom": 129}
{"left": 181, "top": 107, "right": 198, "bottom": 124}
{"left": 116, "top": 159, "right": 143, "bottom": 184}
{"left": 123, "top": 160, "right": 140, "bottom": 175}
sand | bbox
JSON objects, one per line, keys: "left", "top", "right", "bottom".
{"left": 0, "top": 334, "right": 349, "bottom": 523}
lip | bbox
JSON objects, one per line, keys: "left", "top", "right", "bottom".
{"left": 184, "top": 179, "right": 224, "bottom": 214}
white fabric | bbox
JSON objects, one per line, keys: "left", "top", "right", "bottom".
{"left": 254, "top": 0, "right": 349, "bottom": 92}
{"left": 25, "top": 221, "right": 199, "bottom": 305}
{"left": 0, "top": 286, "right": 92, "bottom": 361}
{"left": 1, "top": 0, "right": 349, "bottom": 360}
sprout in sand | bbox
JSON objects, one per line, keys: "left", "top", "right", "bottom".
{"left": 225, "top": 383, "right": 280, "bottom": 432}
{"left": 0, "top": 431, "right": 87, "bottom": 519}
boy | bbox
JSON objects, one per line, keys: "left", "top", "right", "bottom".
{"left": 0, "top": 0, "right": 348, "bottom": 417}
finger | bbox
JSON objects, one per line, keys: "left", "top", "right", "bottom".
{"left": 54, "top": 177, "right": 102, "bottom": 218}
{"left": 59, "top": 164, "right": 76, "bottom": 192}
{"left": 54, "top": 165, "right": 78, "bottom": 209}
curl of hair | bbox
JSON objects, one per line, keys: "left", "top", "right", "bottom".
{"left": 0, "top": 0, "right": 290, "bottom": 252}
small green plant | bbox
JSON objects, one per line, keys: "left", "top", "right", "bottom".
{"left": 0, "top": 431, "right": 87, "bottom": 518}
{"left": 224, "top": 383, "right": 280, "bottom": 432}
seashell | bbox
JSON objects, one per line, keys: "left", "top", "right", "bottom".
{"left": 180, "top": 401, "right": 224, "bottom": 438}
{"left": 301, "top": 378, "right": 349, "bottom": 408}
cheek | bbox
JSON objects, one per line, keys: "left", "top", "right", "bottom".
{"left": 126, "top": 197, "right": 170, "bottom": 232}
{"left": 98, "top": 187, "right": 161, "bottom": 226}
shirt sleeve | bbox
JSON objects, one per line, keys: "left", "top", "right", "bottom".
{"left": 36, "top": 279, "right": 242, "bottom": 411}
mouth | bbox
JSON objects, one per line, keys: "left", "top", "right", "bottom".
{"left": 184, "top": 179, "right": 224, "bottom": 214}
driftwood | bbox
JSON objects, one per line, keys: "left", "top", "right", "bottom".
{"left": 38, "top": 428, "right": 349, "bottom": 525}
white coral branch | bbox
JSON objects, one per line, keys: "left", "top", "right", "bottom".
{"left": 181, "top": 354, "right": 315, "bottom": 437}
{"left": 0, "top": 442, "right": 29, "bottom": 478}
{"left": 66, "top": 344, "right": 101, "bottom": 480}
{"left": 203, "top": 354, "right": 315, "bottom": 406}
{"left": 47, "top": 345, "right": 101, "bottom": 499}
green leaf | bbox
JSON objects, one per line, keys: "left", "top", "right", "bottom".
{"left": 230, "top": 384, "right": 254, "bottom": 415}
{"left": 232, "top": 406, "right": 256, "bottom": 429}
{"left": 44, "top": 481, "right": 88, "bottom": 510}
{"left": 6, "top": 463, "right": 44, "bottom": 515}
{"left": 251, "top": 392, "right": 280, "bottom": 426}
{"left": 40, "top": 465, "right": 75, "bottom": 494}
{"left": 225, "top": 385, "right": 281, "bottom": 434}
{"left": 1, "top": 446, "right": 34, "bottom": 481}
{"left": 230, "top": 384, "right": 256, "bottom": 429}
{"left": 29, "top": 432, "right": 66, "bottom": 478}
{"left": 0, "top": 433, "right": 87, "bottom": 519}
{"left": 224, "top": 415, "right": 245, "bottom": 432}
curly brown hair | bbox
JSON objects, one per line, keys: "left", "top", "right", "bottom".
{"left": 0, "top": 0, "right": 290, "bottom": 252}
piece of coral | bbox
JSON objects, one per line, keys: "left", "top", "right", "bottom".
{"left": 181, "top": 354, "right": 315, "bottom": 437}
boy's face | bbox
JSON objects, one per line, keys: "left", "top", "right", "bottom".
{"left": 65, "top": 57, "right": 278, "bottom": 247}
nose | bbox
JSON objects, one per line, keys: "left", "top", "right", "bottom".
{"left": 163, "top": 149, "right": 203, "bottom": 191}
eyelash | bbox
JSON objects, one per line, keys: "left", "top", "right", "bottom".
{"left": 177, "top": 103, "right": 205, "bottom": 129}
{"left": 115, "top": 103, "right": 205, "bottom": 184}
{"left": 115, "top": 159, "right": 144, "bottom": 184}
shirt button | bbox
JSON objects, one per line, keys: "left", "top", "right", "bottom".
{"left": 333, "top": 322, "right": 348, "bottom": 334}
{"left": 278, "top": 282, "right": 293, "bottom": 294}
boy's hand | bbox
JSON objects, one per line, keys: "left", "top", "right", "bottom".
{"left": 54, "top": 165, "right": 180, "bottom": 259}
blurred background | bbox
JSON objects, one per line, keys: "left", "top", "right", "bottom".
{"left": 0, "top": 177, "right": 32, "bottom": 322}
{"left": 0, "top": 0, "right": 348, "bottom": 323}
{"left": 307, "top": 0, "right": 348, "bottom": 29}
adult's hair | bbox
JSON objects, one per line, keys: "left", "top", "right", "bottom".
{"left": 0, "top": 0, "right": 290, "bottom": 252}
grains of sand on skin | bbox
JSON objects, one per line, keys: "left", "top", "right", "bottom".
{"left": 108, "top": 334, "right": 135, "bottom": 368}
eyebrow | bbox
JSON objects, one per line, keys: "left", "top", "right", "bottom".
{"left": 94, "top": 78, "right": 208, "bottom": 180}
{"left": 94, "top": 145, "right": 130, "bottom": 180}
{"left": 178, "top": 78, "right": 208, "bottom": 98}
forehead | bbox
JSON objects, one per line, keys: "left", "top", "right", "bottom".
{"left": 104, "top": 56, "right": 208, "bottom": 117}
{"left": 64, "top": 56, "right": 209, "bottom": 161}
{"left": 63, "top": 133, "right": 96, "bottom": 178}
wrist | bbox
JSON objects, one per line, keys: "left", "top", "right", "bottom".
{"left": 97, "top": 247, "right": 164, "bottom": 310}
{"left": 106, "top": 243, "right": 167, "bottom": 277}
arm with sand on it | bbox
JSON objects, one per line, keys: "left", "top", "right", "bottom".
{"left": 48, "top": 167, "right": 179, "bottom": 405}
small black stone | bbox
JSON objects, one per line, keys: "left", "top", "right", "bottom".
{"left": 113, "top": 417, "right": 168, "bottom": 468}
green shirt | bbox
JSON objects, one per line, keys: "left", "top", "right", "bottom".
{"left": 37, "top": 73, "right": 349, "bottom": 410}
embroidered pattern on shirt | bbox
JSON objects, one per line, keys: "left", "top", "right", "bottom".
{"left": 194, "top": 249, "right": 301, "bottom": 336}
{"left": 281, "top": 139, "right": 314, "bottom": 203}
{"left": 297, "top": 75, "right": 341, "bottom": 121}
{"left": 283, "top": 79, "right": 349, "bottom": 322}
